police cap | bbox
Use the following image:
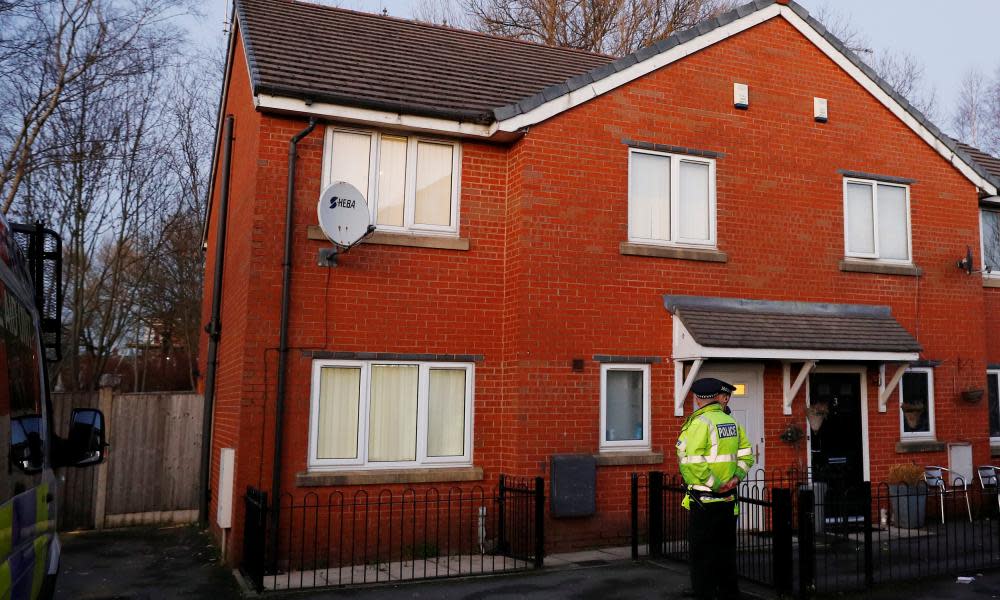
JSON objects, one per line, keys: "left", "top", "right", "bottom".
{"left": 691, "top": 377, "right": 736, "bottom": 399}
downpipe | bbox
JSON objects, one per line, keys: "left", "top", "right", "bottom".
{"left": 270, "top": 117, "right": 318, "bottom": 554}
{"left": 199, "top": 114, "right": 234, "bottom": 527}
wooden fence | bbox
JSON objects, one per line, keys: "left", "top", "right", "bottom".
{"left": 53, "top": 389, "right": 204, "bottom": 531}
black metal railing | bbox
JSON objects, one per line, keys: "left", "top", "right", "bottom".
{"left": 242, "top": 487, "right": 268, "bottom": 591}
{"left": 632, "top": 470, "right": 1000, "bottom": 598}
{"left": 240, "top": 475, "right": 544, "bottom": 592}
{"left": 801, "top": 479, "right": 1000, "bottom": 596}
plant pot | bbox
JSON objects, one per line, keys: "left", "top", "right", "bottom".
{"left": 806, "top": 412, "right": 826, "bottom": 432}
{"left": 889, "top": 483, "right": 927, "bottom": 529}
{"left": 962, "top": 389, "right": 985, "bottom": 403}
{"left": 902, "top": 408, "right": 923, "bottom": 429}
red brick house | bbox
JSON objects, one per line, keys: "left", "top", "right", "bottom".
{"left": 200, "top": 0, "right": 1000, "bottom": 564}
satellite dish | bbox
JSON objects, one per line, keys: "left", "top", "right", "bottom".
{"left": 317, "top": 182, "right": 373, "bottom": 247}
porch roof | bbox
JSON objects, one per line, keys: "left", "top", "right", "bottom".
{"left": 664, "top": 295, "right": 921, "bottom": 362}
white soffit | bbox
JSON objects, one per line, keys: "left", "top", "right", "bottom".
{"left": 254, "top": 94, "right": 498, "bottom": 139}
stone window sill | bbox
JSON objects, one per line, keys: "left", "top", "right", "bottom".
{"left": 307, "top": 225, "right": 470, "bottom": 251}
{"left": 991, "top": 444, "right": 1000, "bottom": 458}
{"left": 984, "top": 277, "right": 1000, "bottom": 289}
{"left": 895, "top": 440, "right": 945, "bottom": 454}
{"left": 840, "top": 259, "right": 922, "bottom": 277}
{"left": 594, "top": 451, "right": 664, "bottom": 466}
{"left": 620, "top": 242, "right": 727, "bottom": 263}
{"left": 297, "top": 466, "right": 483, "bottom": 487}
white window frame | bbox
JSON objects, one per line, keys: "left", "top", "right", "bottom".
{"left": 322, "top": 127, "right": 462, "bottom": 236}
{"left": 898, "top": 367, "right": 935, "bottom": 440}
{"left": 842, "top": 177, "right": 912, "bottom": 263}
{"left": 627, "top": 148, "right": 717, "bottom": 248}
{"left": 980, "top": 206, "right": 1000, "bottom": 279}
{"left": 989, "top": 370, "right": 1000, "bottom": 444}
{"left": 307, "top": 359, "right": 474, "bottom": 470}
{"left": 599, "top": 363, "right": 651, "bottom": 451}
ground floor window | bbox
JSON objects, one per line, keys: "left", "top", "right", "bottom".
{"left": 989, "top": 370, "right": 1000, "bottom": 442}
{"left": 600, "top": 364, "right": 650, "bottom": 451}
{"left": 308, "top": 360, "right": 473, "bottom": 469}
{"left": 899, "top": 367, "right": 934, "bottom": 439}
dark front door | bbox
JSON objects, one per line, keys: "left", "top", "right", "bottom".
{"left": 809, "top": 373, "right": 866, "bottom": 525}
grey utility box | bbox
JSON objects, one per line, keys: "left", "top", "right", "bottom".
{"left": 549, "top": 454, "right": 597, "bottom": 518}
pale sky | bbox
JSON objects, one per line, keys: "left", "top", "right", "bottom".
{"left": 192, "top": 0, "right": 1000, "bottom": 137}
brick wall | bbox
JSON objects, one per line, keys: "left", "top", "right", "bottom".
{"left": 500, "top": 15, "right": 991, "bottom": 546}
{"left": 200, "top": 29, "right": 263, "bottom": 556}
{"left": 205, "top": 15, "right": 999, "bottom": 560}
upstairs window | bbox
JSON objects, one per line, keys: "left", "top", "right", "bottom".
{"left": 323, "top": 129, "right": 461, "bottom": 235}
{"left": 628, "top": 149, "right": 716, "bottom": 247}
{"left": 981, "top": 208, "right": 1000, "bottom": 275}
{"left": 844, "top": 179, "right": 911, "bottom": 262}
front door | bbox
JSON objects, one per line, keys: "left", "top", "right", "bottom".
{"left": 809, "top": 372, "right": 866, "bottom": 526}
{"left": 696, "top": 365, "right": 764, "bottom": 476}
{"left": 697, "top": 365, "right": 765, "bottom": 529}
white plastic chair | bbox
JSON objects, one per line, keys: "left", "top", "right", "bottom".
{"left": 977, "top": 465, "right": 1000, "bottom": 513}
{"left": 924, "top": 466, "right": 972, "bottom": 523}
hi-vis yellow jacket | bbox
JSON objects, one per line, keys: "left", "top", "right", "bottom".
{"left": 676, "top": 403, "right": 754, "bottom": 510}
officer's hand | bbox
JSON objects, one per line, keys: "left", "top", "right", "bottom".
{"left": 719, "top": 477, "right": 740, "bottom": 492}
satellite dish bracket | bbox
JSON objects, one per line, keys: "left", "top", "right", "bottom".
{"left": 318, "top": 224, "right": 376, "bottom": 267}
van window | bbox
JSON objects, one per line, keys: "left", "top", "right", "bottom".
{"left": 0, "top": 281, "right": 44, "bottom": 500}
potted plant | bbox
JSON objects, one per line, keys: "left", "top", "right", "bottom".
{"left": 900, "top": 403, "right": 924, "bottom": 429}
{"left": 805, "top": 402, "right": 829, "bottom": 432}
{"left": 961, "top": 389, "right": 984, "bottom": 403}
{"left": 887, "top": 463, "right": 927, "bottom": 529}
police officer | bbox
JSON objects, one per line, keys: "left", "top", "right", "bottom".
{"left": 676, "top": 377, "right": 754, "bottom": 599}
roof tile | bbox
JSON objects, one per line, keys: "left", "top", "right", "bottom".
{"left": 237, "top": 0, "right": 612, "bottom": 122}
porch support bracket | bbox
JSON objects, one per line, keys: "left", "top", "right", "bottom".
{"left": 782, "top": 360, "right": 817, "bottom": 415}
{"left": 674, "top": 358, "right": 705, "bottom": 416}
{"left": 878, "top": 362, "right": 911, "bottom": 412}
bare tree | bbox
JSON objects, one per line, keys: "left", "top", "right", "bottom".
{"left": 952, "top": 67, "right": 993, "bottom": 153}
{"left": 811, "top": 3, "right": 938, "bottom": 122}
{"left": 414, "top": 0, "right": 471, "bottom": 28}
{"left": 0, "top": 0, "right": 190, "bottom": 215}
{"left": 460, "top": 0, "right": 735, "bottom": 56}
{"left": 871, "top": 49, "right": 939, "bottom": 122}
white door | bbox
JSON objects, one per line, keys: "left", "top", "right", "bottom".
{"left": 696, "top": 364, "right": 766, "bottom": 528}
{"left": 695, "top": 364, "right": 765, "bottom": 477}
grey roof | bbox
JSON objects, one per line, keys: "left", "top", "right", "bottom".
{"left": 235, "top": 0, "right": 611, "bottom": 123}
{"left": 233, "top": 0, "right": 999, "bottom": 191}
{"left": 664, "top": 296, "right": 922, "bottom": 353}
{"left": 955, "top": 141, "right": 1000, "bottom": 183}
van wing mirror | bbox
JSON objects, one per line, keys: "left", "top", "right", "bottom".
{"left": 11, "top": 415, "right": 44, "bottom": 474}
{"left": 66, "top": 408, "right": 107, "bottom": 467}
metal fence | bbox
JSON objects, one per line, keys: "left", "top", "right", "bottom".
{"left": 634, "top": 471, "right": 792, "bottom": 591}
{"left": 241, "top": 475, "right": 544, "bottom": 592}
{"left": 632, "top": 470, "right": 1000, "bottom": 598}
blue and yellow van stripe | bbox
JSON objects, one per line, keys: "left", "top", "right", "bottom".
{"left": 0, "top": 560, "right": 12, "bottom": 600}
{"left": 0, "top": 502, "right": 12, "bottom": 562}
{"left": 0, "top": 483, "right": 53, "bottom": 599}
{"left": 29, "top": 536, "right": 47, "bottom": 600}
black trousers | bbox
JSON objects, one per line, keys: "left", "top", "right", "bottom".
{"left": 689, "top": 499, "right": 739, "bottom": 600}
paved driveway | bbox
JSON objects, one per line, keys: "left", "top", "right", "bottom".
{"left": 55, "top": 526, "right": 241, "bottom": 600}
{"left": 52, "top": 525, "right": 1000, "bottom": 600}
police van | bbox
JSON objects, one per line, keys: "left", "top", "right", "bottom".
{"left": 0, "top": 215, "right": 106, "bottom": 599}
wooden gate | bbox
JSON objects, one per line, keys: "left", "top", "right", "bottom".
{"left": 52, "top": 389, "right": 204, "bottom": 530}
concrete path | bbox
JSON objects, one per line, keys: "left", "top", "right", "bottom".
{"left": 54, "top": 525, "right": 241, "bottom": 599}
